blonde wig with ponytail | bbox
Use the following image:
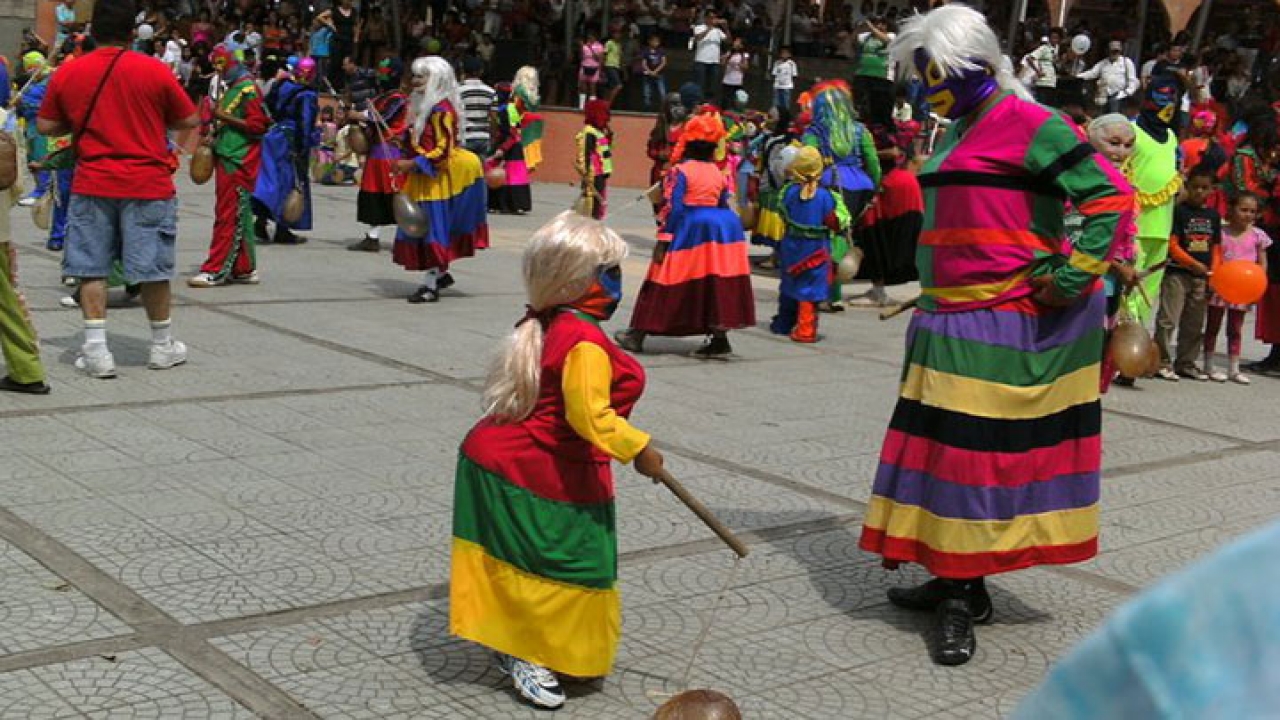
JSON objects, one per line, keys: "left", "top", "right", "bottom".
{"left": 483, "top": 211, "right": 628, "bottom": 423}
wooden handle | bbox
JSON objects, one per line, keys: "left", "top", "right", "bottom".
{"left": 653, "top": 469, "right": 749, "bottom": 558}
{"left": 879, "top": 296, "right": 918, "bottom": 321}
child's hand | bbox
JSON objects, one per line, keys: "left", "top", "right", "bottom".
{"left": 1192, "top": 261, "right": 1209, "bottom": 277}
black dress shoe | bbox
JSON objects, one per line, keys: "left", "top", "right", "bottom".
{"left": 0, "top": 376, "right": 51, "bottom": 395}
{"left": 929, "top": 599, "right": 976, "bottom": 666}
{"left": 407, "top": 286, "right": 439, "bottom": 304}
{"left": 347, "top": 237, "right": 380, "bottom": 252}
{"left": 888, "top": 578, "right": 993, "bottom": 623}
{"left": 437, "top": 272, "right": 455, "bottom": 290}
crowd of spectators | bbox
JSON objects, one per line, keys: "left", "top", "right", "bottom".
{"left": 23, "top": 0, "right": 1280, "bottom": 118}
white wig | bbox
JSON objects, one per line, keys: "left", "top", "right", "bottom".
{"left": 891, "top": 4, "right": 1031, "bottom": 101}
{"left": 411, "top": 56, "right": 462, "bottom": 137}
{"left": 1087, "top": 113, "right": 1135, "bottom": 142}
{"left": 514, "top": 66, "right": 540, "bottom": 106}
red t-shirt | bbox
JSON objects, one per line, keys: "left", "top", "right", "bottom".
{"left": 39, "top": 47, "right": 197, "bottom": 200}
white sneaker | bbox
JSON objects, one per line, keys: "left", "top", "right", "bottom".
{"left": 230, "top": 270, "right": 260, "bottom": 284}
{"left": 17, "top": 196, "right": 38, "bottom": 208}
{"left": 59, "top": 295, "right": 80, "bottom": 309}
{"left": 187, "top": 272, "right": 225, "bottom": 288}
{"left": 148, "top": 340, "right": 188, "bottom": 370}
{"left": 1230, "top": 372, "right": 1251, "bottom": 385}
{"left": 75, "top": 346, "right": 117, "bottom": 379}
{"left": 497, "top": 654, "right": 565, "bottom": 709}
{"left": 1155, "top": 367, "right": 1180, "bottom": 382}
{"left": 1209, "top": 370, "right": 1228, "bottom": 383}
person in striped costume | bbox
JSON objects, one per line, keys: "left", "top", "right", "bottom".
{"left": 858, "top": 5, "right": 1135, "bottom": 667}
{"left": 450, "top": 211, "right": 665, "bottom": 710}
{"left": 393, "top": 57, "right": 489, "bottom": 304}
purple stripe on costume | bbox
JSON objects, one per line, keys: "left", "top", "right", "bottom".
{"left": 369, "top": 143, "right": 402, "bottom": 161}
{"left": 872, "top": 463, "right": 1101, "bottom": 521}
{"left": 909, "top": 290, "right": 1103, "bottom": 352}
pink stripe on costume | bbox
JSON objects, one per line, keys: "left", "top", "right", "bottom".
{"left": 881, "top": 429, "right": 1102, "bottom": 487}
{"left": 928, "top": 243, "right": 1040, "bottom": 290}
{"left": 928, "top": 185, "right": 1037, "bottom": 231}
{"left": 934, "top": 99, "right": 1055, "bottom": 175}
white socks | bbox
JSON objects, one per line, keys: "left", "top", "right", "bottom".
{"left": 366, "top": 226, "right": 379, "bottom": 241}
{"left": 421, "top": 268, "right": 440, "bottom": 291}
{"left": 151, "top": 319, "right": 172, "bottom": 346}
{"left": 84, "top": 319, "right": 107, "bottom": 349}
{"left": 1229, "top": 357, "right": 1241, "bottom": 376}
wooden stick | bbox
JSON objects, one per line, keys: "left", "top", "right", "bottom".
{"left": 879, "top": 296, "right": 918, "bottom": 321}
{"left": 653, "top": 469, "right": 749, "bottom": 558}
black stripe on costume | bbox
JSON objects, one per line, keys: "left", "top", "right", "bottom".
{"left": 918, "top": 171, "right": 1065, "bottom": 200}
{"left": 1036, "top": 143, "right": 1096, "bottom": 187}
{"left": 888, "top": 399, "right": 1102, "bottom": 453}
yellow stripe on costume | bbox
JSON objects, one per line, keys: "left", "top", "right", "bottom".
{"left": 449, "top": 538, "right": 621, "bottom": 678}
{"left": 862, "top": 497, "right": 1099, "bottom": 553}
{"left": 1068, "top": 251, "right": 1111, "bottom": 276}
{"left": 900, "top": 363, "right": 1100, "bottom": 420}
{"left": 921, "top": 269, "right": 1034, "bottom": 303}
{"left": 402, "top": 149, "right": 485, "bottom": 202}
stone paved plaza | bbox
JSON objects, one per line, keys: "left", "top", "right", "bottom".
{"left": 2, "top": 176, "right": 1278, "bottom": 719}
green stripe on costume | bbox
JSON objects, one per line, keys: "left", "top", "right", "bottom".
{"left": 452, "top": 454, "right": 617, "bottom": 590}
{"left": 909, "top": 326, "right": 1104, "bottom": 386}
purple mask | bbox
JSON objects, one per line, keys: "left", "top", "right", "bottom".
{"left": 913, "top": 49, "right": 999, "bottom": 119}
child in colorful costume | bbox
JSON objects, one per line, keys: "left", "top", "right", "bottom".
{"left": 189, "top": 45, "right": 271, "bottom": 288}
{"left": 253, "top": 56, "right": 319, "bottom": 245}
{"left": 647, "top": 92, "right": 686, "bottom": 215}
{"left": 800, "top": 80, "right": 880, "bottom": 309}
{"left": 770, "top": 145, "right": 849, "bottom": 343}
{"left": 858, "top": 5, "right": 1133, "bottom": 667}
{"left": 615, "top": 112, "right": 756, "bottom": 359}
{"left": 450, "top": 211, "right": 665, "bottom": 711}
{"left": 749, "top": 107, "right": 797, "bottom": 266}
{"left": 393, "top": 56, "right": 489, "bottom": 304}
{"left": 487, "top": 82, "right": 532, "bottom": 215}
{"left": 348, "top": 57, "right": 408, "bottom": 252}
{"left": 513, "top": 66, "right": 544, "bottom": 171}
{"left": 1123, "top": 75, "right": 1183, "bottom": 325}
{"left": 574, "top": 99, "right": 613, "bottom": 221}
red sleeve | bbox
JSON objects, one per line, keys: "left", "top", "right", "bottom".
{"left": 240, "top": 93, "right": 272, "bottom": 136}
{"left": 163, "top": 70, "right": 198, "bottom": 123}
{"left": 1168, "top": 236, "right": 1197, "bottom": 269}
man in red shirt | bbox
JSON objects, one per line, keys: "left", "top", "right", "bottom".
{"left": 37, "top": 0, "right": 198, "bottom": 379}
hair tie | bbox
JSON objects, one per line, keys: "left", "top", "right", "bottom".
{"left": 515, "top": 304, "right": 556, "bottom": 329}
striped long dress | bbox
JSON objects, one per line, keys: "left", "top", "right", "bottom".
{"left": 451, "top": 312, "right": 649, "bottom": 677}
{"left": 859, "top": 94, "right": 1134, "bottom": 579}
{"left": 628, "top": 161, "right": 756, "bottom": 336}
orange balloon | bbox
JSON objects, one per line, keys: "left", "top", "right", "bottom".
{"left": 1210, "top": 260, "right": 1268, "bottom": 305}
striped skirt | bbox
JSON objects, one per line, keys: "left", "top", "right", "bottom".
{"left": 859, "top": 292, "right": 1105, "bottom": 578}
{"left": 393, "top": 149, "right": 490, "bottom": 272}
{"left": 450, "top": 429, "right": 620, "bottom": 677}
{"left": 628, "top": 206, "right": 756, "bottom": 336}
{"left": 750, "top": 188, "right": 786, "bottom": 249}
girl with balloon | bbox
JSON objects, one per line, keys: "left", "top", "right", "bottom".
{"left": 1205, "top": 192, "right": 1272, "bottom": 383}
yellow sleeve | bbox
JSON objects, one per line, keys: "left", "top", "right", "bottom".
{"left": 562, "top": 342, "right": 651, "bottom": 463}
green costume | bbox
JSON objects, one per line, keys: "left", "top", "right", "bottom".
{"left": 1124, "top": 123, "right": 1181, "bottom": 324}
